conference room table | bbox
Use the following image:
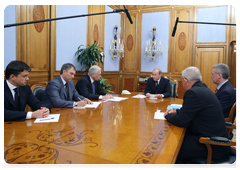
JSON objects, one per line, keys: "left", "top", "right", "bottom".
{"left": 4, "top": 92, "right": 185, "bottom": 164}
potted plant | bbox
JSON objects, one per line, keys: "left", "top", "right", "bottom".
{"left": 75, "top": 41, "right": 114, "bottom": 94}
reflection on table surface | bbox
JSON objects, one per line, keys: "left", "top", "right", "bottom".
{"left": 4, "top": 93, "right": 185, "bottom": 164}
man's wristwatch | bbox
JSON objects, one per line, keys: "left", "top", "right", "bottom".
{"left": 74, "top": 102, "right": 78, "bottom": 107}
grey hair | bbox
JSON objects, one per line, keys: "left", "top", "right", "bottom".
{"left": 60, "top": 63, "right": 76, "bottom": 74}
{"left": 153, "top": 68, "right": 162, "bottom": 75}
{"left": 182, "top": 66, "right": 202, "bottom": 82}
{"left": 212, "top": 63, "right": 229, "bottom": 79}
{"left": 88, "top": 65, "right": 101, "bottom": 76}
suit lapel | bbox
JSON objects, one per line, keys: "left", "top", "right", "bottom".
{"left": 87, "top": 75, "right": 93, "bottom": 93}
{"left": 57, "top": 76, "right": 68, "bottom": 99}
{"left": 4, "top": 80, "right": 15, "bottom": 107}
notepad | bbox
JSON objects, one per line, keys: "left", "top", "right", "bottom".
{"left": 34, "top": 114, "right": 60, "bottom": 123}
{"left": 104, "top": 97, "right": 128, "bottom": 102}
{"left": 154, "top": 110, "right": 166, "bottom": 120}
{"left": 167, "top": 104, "right": 182, "bottom": 110}
{"left": 132, "top": 94, "right": 146, "bottom": 98}
{"left": 74, "top": 102, "right": 102, "bottom": 109}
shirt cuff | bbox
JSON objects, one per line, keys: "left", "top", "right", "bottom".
{"left": 99, "top": 95, "right": 102, "bottom": 99}
{"left": 26, "top": 112, "right": 32, "bottom": 119}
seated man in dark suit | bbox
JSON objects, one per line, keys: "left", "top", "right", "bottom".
{"left": 41, "top": 63, "right": 92, "bottom": 109}
{"left": 144, "top": 68, "right": 170, "bottom": 98}
{"left": 211, "top": 63, "right": 236, "bottom": 118}
{"left": 76, "top": 65, "right": 113, "bottom": 100}
{"left": 164, "top": 66, "right": 230, "bottom": 164}
{"left": 4, "top": 60, "right": 50, "bottom": 121}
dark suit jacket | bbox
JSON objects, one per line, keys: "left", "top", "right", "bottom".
{"left": 165, "top": 81, "right": 230, "bottom": 160}
{"left": 215, "top": 81, "right": 236, "bottom": 118}
{"left": 4, "top": 80, "right": 41, "bottom": 121}
{"left": 41, "top": 75, "right": 85, "bottom": 108}
{"left": 144, "top": 77, "right": 171, "bottom": 98}
{"left": 75, "top": 74, "right": 107, "bottom": 100}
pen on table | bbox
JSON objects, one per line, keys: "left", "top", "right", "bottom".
{"left": 39, "top": 117, "right": 54, "bottom": 121}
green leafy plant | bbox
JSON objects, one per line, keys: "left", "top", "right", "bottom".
{"left": 75, "top": 41, "right": 114, "bottom": 94}
{"left": 75, "top": 41, "right": 104, "bottom": 73}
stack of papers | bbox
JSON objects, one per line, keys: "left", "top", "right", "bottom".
{"left": 74, "top": 102, "right": 102, "bottom": 109}
{"left": 154, "top": 110, "right": 166, "bottom": 120}
{"left": 132, "top": 94, "right": 146, "bottom": 98}
{"left": 167, "top": 104, "right": 182, "bottom": 110}
{"left": 34, "top": 114, "right": 60, "bottom": 123}
{"left": 104, "top": 97, "right": 128, "bottom": 102}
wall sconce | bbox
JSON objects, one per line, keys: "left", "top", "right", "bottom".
{"left": 109, "top": 25, "right": 124, "bottom": 59}
{"left": 145, "top": 26, "right": 162, "bottom": 60}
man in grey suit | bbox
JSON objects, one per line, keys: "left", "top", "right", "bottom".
{"left": 211, "top": 63, "right": 236, "bottom": 118}
{"left": 41, "top": 63, "right": 92, "bottom": 109}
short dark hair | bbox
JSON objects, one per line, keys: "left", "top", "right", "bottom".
{"left": 5, "top": 60, "right": 31, "bottom": 79}
{"left": 60, "top": 63, "right": 76, "bottom": 74}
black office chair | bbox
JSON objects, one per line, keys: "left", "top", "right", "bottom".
{"left": 189, "top": 124, "right": 236, "bottom": 164}
{"left": 169, "top": 81, "right": 176, "bottom": 98}
{"left": 31, "top": 84, "right": 46, "bottom": 101}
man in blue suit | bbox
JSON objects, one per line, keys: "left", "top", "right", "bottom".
{"left": 76, "top": 65, "right": 113, "bottom": 100}
{"left": 144, "top": 68, "right": 171, "bottom": 98}
{"left": 41, "top": 63, "right": 92, "bottom": 109}
{"left": 211, "top": 63, "right": 236, "bottom": 118}
{"left": 4, "top": 60, "right": 49, "bottom": 121}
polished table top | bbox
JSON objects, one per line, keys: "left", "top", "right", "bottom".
{"left": 4, "top": 93, "right": 185, "bottom": 164}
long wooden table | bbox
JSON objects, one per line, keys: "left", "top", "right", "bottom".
{"left": 4, "top": 93, "right": 185, "bottom": 164}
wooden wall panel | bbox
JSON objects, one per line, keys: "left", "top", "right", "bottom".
{"left": 122, "top": 76, "right": 137, "bottom": 92}
{"left": 16, "top": 5, "right": 51, "bottom": 85}
{"left": 171, "top": 7, "right": 193, "bottom": 75}
{"left": 196, "top": 47, "right": 224, "bottom": 92}
{"left": 27, "top": 5, "right": 49, "bottom": 72}
{"left": 122, "top": 12, "right": 139, "bottom": 73}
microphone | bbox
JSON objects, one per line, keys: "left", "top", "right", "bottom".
{"left": 123, "top": 5, "right": 133, "bottom": 24}
{"left": 172, "top": 17, "right": 179, "bottom": 37}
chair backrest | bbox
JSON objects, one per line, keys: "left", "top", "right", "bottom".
{"left": 225, "top": 102, "right": 236, "bottom": 123}
{"left": 31, "top": 84, "right": 46, "bottom": 101}
{"left": 169, "top": 81, "right": 176, "bottom": 98}
{"left": 164, "top": 76, "right": 177, "bottom": 98}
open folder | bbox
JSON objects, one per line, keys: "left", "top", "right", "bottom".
{"left": 74, "top": 102, "right": 102, "bottom": 109}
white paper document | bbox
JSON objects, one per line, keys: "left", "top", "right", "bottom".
{"left": 74, "top": 102, "right": 102, "bottom": 109}
{"left": 104, "top": 97, "right": 128, "bottom": 102}
{"left": 132, "top": 94, "right": 146, "bottom": 98}
{"left": 154, "top": 110, "right": 166, "bottom": 120}
{"left": 34, "top": 114, "right": 60, "bottom": 123}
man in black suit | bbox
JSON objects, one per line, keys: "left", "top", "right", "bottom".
{"left": 164, "top": 66, "right": 230, "bottom": 163}
{"left": 76, "top": 65, "right": 113, "bottom": 100}
{"left": 144, "top": 68, "right": 170, "bottom": 98}
{"left": 211, "top": 63, "right": 236, "bottom": 118}
{"left": 4, "top": 60, "right": 50, "bottom": 121}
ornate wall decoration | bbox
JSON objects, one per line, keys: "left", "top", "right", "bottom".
{"left": 127, "top": 34, "right": 133, "bottom": 51}
{"left": 33, "top": 5, "right": 45, "bottom": 33}
{"left": 93, "top": 24, "right": 99, "bottom": 42}
{"left": 178, "top": 32, "right": 186, "bottom": 51}
{"left": 4, "top": 142, "right": 58, "bottom": 164}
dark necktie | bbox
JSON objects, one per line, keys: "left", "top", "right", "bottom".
{"left": 92, "top": 82, "right": 95, "bottom": 95}
{"left": 65, "top": 83, "right": 69, "bottom": 100}
{"left": 155, "top": 81, "right": 158, "bottom": 87}
{"left": 14, "top": 88, "right": 20, "bottom": 110}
